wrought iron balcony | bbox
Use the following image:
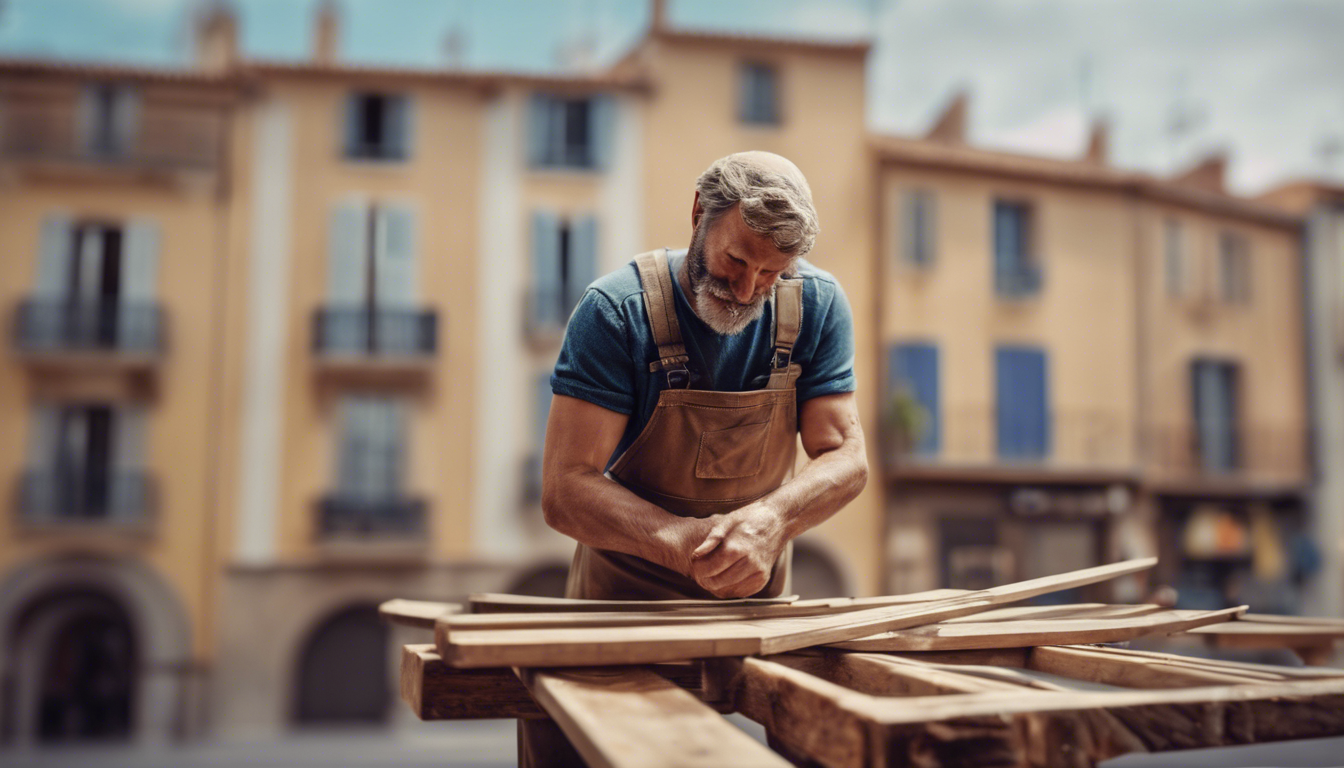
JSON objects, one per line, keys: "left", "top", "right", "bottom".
{"left": 312, "top": 307, "right": 437, "bottom": 358}
{"left": 1143, "top": 424, "right": 1307, "bottom": 482}
{"left": 0, "top": 100, "right": 222, "bottom": 171}
{"left": 13, "top": 299, "right": 164, "bottom": 356}
{"left": 16, "top": 469, "right": 155, "bottom": 529}
{"left": 316, "top": 493, "right": 427, "bottom": 539}
{"left": 995, "top": 262, "right": 1044, "bottom": 299}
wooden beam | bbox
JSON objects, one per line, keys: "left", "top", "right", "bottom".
{"left": 517, "top": 666, "right": 791, "bottom": 768}
{"left": 400, "top": 644, "right": 544, "bottom": 720}
{"left": 467, "top": 593, "right": 797, "bottom": 613}
{"left": 771, "top": 651, "right": 1046, "bottom": 696}
{"left": 826, "top": 607, "right": 1244, "bottom": 652}
{"left": 1026, "top": 645, "right": 1273, "bottom": 689}
{"left": 1091, "top": 645, "right": 1344, "bottom": 679}
{"left": 437, "top": 558, "right": 1158, "bottom": 668}
{"left": 380, "top": 599, "right": 462, "bottom": 629}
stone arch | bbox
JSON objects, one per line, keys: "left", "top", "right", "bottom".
{"left": 790, "top": 537, "right": 856, "bottom": 599}
{"left": 0, "top": 555, "right": 191, "bottom": 745}
{"left": 291, "top": 603, "right": 389, "bottom": 726}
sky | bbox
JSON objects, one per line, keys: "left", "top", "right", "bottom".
{"left": 1, "top": 0, "right": 1341, "bottom": 194}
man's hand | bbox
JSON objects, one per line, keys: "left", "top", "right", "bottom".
{"left": 688, "top": 501, "right": 787, "bottom": 598}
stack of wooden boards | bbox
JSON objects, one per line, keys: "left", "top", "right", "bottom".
{"left": 384, "top": 558, "right": 1344, "bottom": 768}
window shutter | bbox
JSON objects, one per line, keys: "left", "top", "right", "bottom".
{"left": 120, "top": 219, "right": 160, "bottom": 350}
{"left": 34, "top": 214, "right": 75, "bottom": 299}
{"left": 76, "top": 85, "right": 97, "bottom": 155}
{"left": 1192, "top": 360, "right": 1237, "bottom": 471}
{"left": 527, "top": 94, "right": 553, "bottom": 167}
{"left": 993, "top": 202, "right": 1016, "bottom": 278}
{"left": 342, "top": 93, "right": 362, "bottom": 157}
{"left": 891, "top": 343, "right": 940, "bottom": 455}
{"left": 566, "top": 216, "right": 598, "bottom": 315}
{"left": 369, "top": 398, "right": 404, "bottom": 501}
{"left": 996, "top": 347, "right": 1049, "bottom": 460}
{"left": 328, "top": 201, "right": 370, "bottom": 351}
{"left": 531, "top": 211, "right": 562, "bottom": 327}
{"left": 384, "top": 95, "right": 411, "bottom": 160}
{"left": 590, "top": 94, "right": 616, "bottom": 170}
{"left": 375, "top": 204, "right": 417, "bottom": 307}
{"left": 112, "top": 86, "right": 139, "bottom": 157}
{"left": 111, "top": 406, "right": 148, "bottom": 520}
{"left": 338, "top": 397, "right": 371, "bottom": 498}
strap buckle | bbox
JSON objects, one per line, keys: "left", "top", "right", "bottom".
{"left": 772, "top": 347, "right": 792, "bottom": 370}
{"left": 666, "top": 368, "right": 691, "bottom": 389}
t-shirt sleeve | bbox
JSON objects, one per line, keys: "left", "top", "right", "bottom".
{"left": 550, "top": 289, "right": 637, "bottom": 415}
{"left": 795, "top": 278, "right": 857, "bottom": 403}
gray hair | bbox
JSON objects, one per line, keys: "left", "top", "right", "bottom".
{"left": 695, "top": 154, "right": 820, "bottom": 258}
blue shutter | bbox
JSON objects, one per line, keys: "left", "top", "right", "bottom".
{"left": 889, "top": 343, "right": 940, "bottom": 456}
{"left": 531, "top": 211, "right": 562, "bottom": 328}
{"left": 566, "top": 216, "right": 598, "bottom": 315}
{"left": 527, "top": 94, "right": 552, "bottom": 168}
{"left": 1192, "top": 360, "right": 1237, "bottom": 472}
{"left": 384, "top": 95, "right": 410, "bottom": 160}
{"left": 996, "top": 347, "right": 1049, "bottom": 460}
{"left": 993, "top": 202, "right": 1016, "bottom": 290}
{"left": 342, "top": 93, "right": 361, "bottom": 157}
{"left": 590, "top": 94, "right": 616, "bottom": 170}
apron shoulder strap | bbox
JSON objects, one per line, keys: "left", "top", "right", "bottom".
{"left": 634, "top": 249, "right": 691, "bottom": 378}
{"left": 772, "top": 277, "right": 803, "bottom": 368}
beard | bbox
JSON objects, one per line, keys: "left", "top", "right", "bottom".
{"left": 685, "top": 219, "right": 770, "bottom": 336}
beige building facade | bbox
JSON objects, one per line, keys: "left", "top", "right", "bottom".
{"left": 0, "top": 0, "right": 1316, "bottom": 746}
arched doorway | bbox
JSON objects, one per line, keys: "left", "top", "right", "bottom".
{"left": 9, "top": 590, "right": 136, "bottom": 744}
{"left": 293, "top": 605, "right": 389, "bottom": 726}
{"left": 790, "top": 540, "right": 851, "bottom": 599}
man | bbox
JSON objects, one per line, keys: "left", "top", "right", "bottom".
{"left": 542, "top": 151, "right": 868, "bottom": 601}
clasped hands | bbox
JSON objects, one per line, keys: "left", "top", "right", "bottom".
{"left": 684, "top": 501, "right": 787, "bottom": 599}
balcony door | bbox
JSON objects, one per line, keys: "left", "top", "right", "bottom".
{"left": 335, "top": 396, "right": 405, "bottom": 504}
{"left": 26, "top": 404, "right": 146, "bottom": 521}
{"left": 326, "top": 201, "right": 417, "bottom": 352}
{"left": 1191, "top": 359, "right": 1240, "bottom": 472}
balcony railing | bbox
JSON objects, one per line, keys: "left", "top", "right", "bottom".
{"left": 0, "top": 100, "right": 222, "bottom": 170}
{"left": 884, "top": 407, "right": 1132, "bottom": 470}
{"left": 312, "top": 307, "right": 437, "bottom": 357}
{"left": 1143, "top": 424, "right": 1307, "bottom": 481}
{"left": 14, "top": 299, "right": 164, "bottom": 355}
{"left": 316, "top": 493, "right": 427, "bottom": 539}
{"left": 995, "top": 262, "right": 1044, "bottom": 299}
{"left": 16, "top": 469, "right": 155, "bottom": 528}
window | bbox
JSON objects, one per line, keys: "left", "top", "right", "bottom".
{"left": 528, "top": 94, "right": 613, "bottom": 170}
{"left": 530, "top": 212, "right": 598, "bottom": 331}
{"left": 900, "top": 190, "right": 937, "bottom": 267}
{"left": 336, "top": 396, "right": 405, "bottom": 501}
{"left": 27, "top": 215, "right": 160, "bottom": 351}
{"left": 993, "top": 201, "right": 1042, "bottom": 297}
{"left": 23, "top": 403, "right": 147, "bottom": 521}
{"left": 738, "top": 62, "right": 780, "bottom": 125}
{"left": 887, "top": 343, "right": 939, "bottom": 457}
{"left": 995, "top": 346, "right": 1050, "bottom": 460}
{"left": 1218, "top": 231, "right": 1251, "bottom": 304}
{"left": 1164, "top": 219, "right": 1186, "bottom": 297}
{"left": 1191, "top": 359, "right": 1239, "bottom": 472}
{"left": 342, "top": 93, "right": 410, "bottom": 161}
{"left": 81, "top": 82, "right": 137, "bottom": 158}
{"left": 324, "top": 201, "right": 421, "bottom": 352}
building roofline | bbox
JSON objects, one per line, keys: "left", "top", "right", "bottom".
{"left": 870, "top": 133, "right": 1301, "bottom": 229}
{"left": 242, "top": 58, "right": 652, "bottom": 92}
{"left": 0, "top": 56, "right": 246, "bottom": 88}
{"left": 650, "top": 26, "right": 871, "bottom": 56}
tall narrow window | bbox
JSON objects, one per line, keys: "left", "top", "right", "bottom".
{"left": 336, "top": 396, "right": 405, "bottom": 502}
{"left": 993, "top": 201, "right": 1041, "bottom": 297}
{"left": 324, "top": 201, "right": 421, "bottom": 353}
{"left": 80, "top": 82, "right": 137, "bottom": 158}
{"left": 530, "top": 212, "right": 598, "bottom": 332}
{"left": 1218, "top": 231, "right": 1251, "bottom": 305}
{"left": 900, "top": 190, "right": 936, "bottom": 267}
{"left": 23, "top": 404, "right": 147, "bottom": 521}
{"left": 1164, "top": 219, "right": 1185, "bottom": 297}
{"left": 528, "top": 94, "right": 614, "bottom": 170}
{"left": 343, "top": 93, "right": 410, "bottom": 161}
{"left": 995, "top": 346, "right": 1050, "bottom": 460}
{"left": 887, "top": 343, "right": 939, "bottom": 457}
{"left": 738, "top": 62, "right": 780, "bottom": 125}
{"left": 1191, "top": 359, "right": 1239, "bottom": 472}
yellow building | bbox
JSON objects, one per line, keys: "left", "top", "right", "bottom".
{"left": 875, "top": 101, "right": 1309, "bottom": 609}
{"left": 0, "top": 0, "right": 1312, "bottom": 746}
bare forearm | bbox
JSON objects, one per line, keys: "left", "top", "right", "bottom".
{"left": 542, "top": 469, "right": 707, "bottom": 575}
{"left": 763, "top": 438, "right": 868, "bottom": 542}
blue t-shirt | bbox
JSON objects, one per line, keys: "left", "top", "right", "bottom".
{"left": 551, "top": 249, "right": 856, "bottom": 469}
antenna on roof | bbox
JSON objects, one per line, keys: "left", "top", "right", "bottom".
{"left": 442, "top": 0, "right": 470, "bottom": 68}
{"left": 1164, "top": 71, "right": 1207, "bottom": 173}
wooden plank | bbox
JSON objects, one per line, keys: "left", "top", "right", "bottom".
{"left": 467, "top": 592, "right": 797, "bottom": 613}
{"left": 1189, "top": 619, "right": 1344, "bottom": 641}
{"left": 939, "top": 602, "right": 1163, "bottom": 623}
{"left": 400, "top": 644, "right": 544, "bottom": 720}
{"left": 379, "top": 599, "right": 462, "bottom": 629}
{"left": 730, "top": 656, "right": 1344, "bottom": 768}
{"left": 1091, "top": 645, "right": 1344, "bottom": 679}
{"left": 437, "top": 558, "right": 1158, "bottom": 668}
{"left": 771, "top": 651, "right": 1047, "bottom": 696}
{"left": 826, "top": 607, "right": 1244, "bottom": 652}
{"left": 1026, "top": 645, "right": 1275, "bottom": 689}
{"left": 517, "top": 666, "right": 791, "bottom": 768}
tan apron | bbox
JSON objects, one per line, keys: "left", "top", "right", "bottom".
{"left": 565, "top": 248, "right": 804, "bottom": 600}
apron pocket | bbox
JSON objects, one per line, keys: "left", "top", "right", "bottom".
{"left": 694, "top": 419, "right": 772, "bottom": 479}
